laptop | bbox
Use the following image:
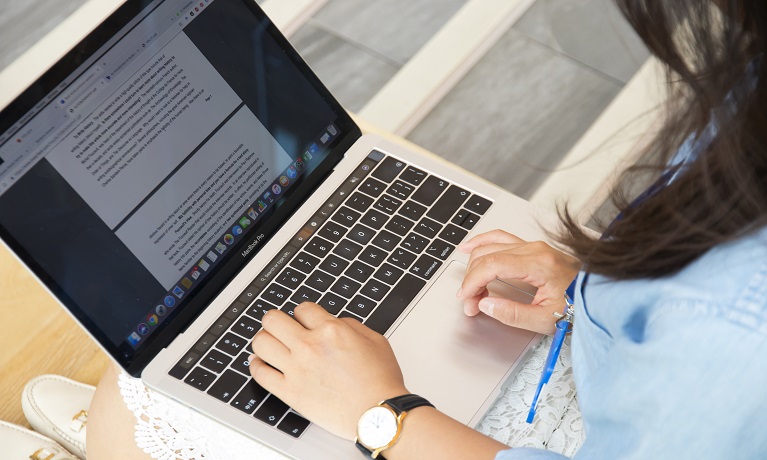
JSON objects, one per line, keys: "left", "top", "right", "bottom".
{"left": 0, "top": 0, "right": 555, "bottom": 458}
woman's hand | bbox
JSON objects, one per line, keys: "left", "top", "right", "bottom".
{"left": 457, "top": 230, "right": 581, "bottom": 335}
{"left": 249, "top": 303, "right": 408, "bottom": 440}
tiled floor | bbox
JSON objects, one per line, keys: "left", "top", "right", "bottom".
{"left": 0, "top": 0, "right": 648, "bottom": 199}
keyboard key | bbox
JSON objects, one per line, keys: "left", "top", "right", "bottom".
{"left": 347, "top": 224, "right": 376, "bottom": 245}
{"left": 247, "top": 299, "right": 277, "bottom": 321}
{"left": 277, "top": 412, "right": 311, "bottom": 438}
{"left": 305, "top": 270, "right": 336, "bottom": 292}
{"left": 346, "top": 192, "right": 375, "bottom": 213}
{"left": 290, "top": 252, "right": 320, "bottom": 274}
{"left": 231, "top": 315, "right": 260, "bottom": 339}
{"left": 319, "top": 254, "right": 349, "bottom": 276}
{"left": 358, "top": 245, "right": 387, "bottom": 267}
{"left": 290, "top": 286, "right": 322, "bottom": 304}
{"left": 425, "top": 239, "right": 456, "bottom": 260}
{"left": 387, "top": 180, "right": 415, "bottom": 200}
{"left": 374, "top": 264, "right": 404, "bottom": 285}
{"left": 207, "top": 370, "right": 247, "bottom": 403}
{"left": 346, "top": 295, "right": 377, "bottom": 318}
{"left": 319, "top": 292, "right": 347, "bottom": 315}
{"left": 305, "top": 237, "right": 334, "bottom": 258}
{"left": 231, "top": 352, "right": 253, "bottom": 375}
{"left": 254, "top": 395, "right": 290, "bottom": 426}
{"left": 282, "top": 302, "right": 299, "bottom": 317}
{"left": 452, "top": 209, "right": 480, "bottom": 230}
{"left": 333, "top": 239, "right": 363, "bottom": 260}
{"left": 410, "top": 254, "right": 443, "bottom": 280}
{"left": 401, "top": 233, "right": 429, "bottom": 254}
{"left": 360, "top": 177, "right": 387, "bottom": 198}
{"left": 332, "top": 206, "right": 362, "bottom": 227}
{"left": 387, "top": 248, "right": 417, "bottom": 270}
{"left": 372, "top": 156, "right": 406, "bottom": 183}
{"left": 413, "top": 217, "right": 442, "bottom": 239}
{"left": 331, "top": 276, "right": 362, "bottom": 299}
{"left": 231, "top": 379, "right": 270, "bottom": 414}
{"left": 399, "top": 166, "right": 427, "bottom": 186}
{"left": 360, "top": 279, "right": 390, "bottom": 301}
{"left": 371, "top": 230, "right": 401, "bottom": 252}
{"left": 365, "top": 274, "right": 426, "bottom": 335}
{"left": 345, "top": 261, "right": 375, "bottom": 283}
{"left": 399, "top": 201, "right": 427, "bottom": 221}
{"left": 216, "top": 333, "right": 248, "bottom": 356}
{"left": 184, "top": 367, "right": 216, "bottom": 391}
{"left": 385, "top": 215, "right": 414, "bottom": 236}
{"left": 438, "top": 224, "right": 469, "bottom": 245}
{"left": 339, "top": 310, "right": 363, "bottom": 322}
{"left": 318, "top": 221, "right": 347, "bottom": 243}
{"left": 262, "top": 284, "right": 292, "bottom": 306}
{"left": 426, "top": 185, "right": 470, "bottom": 223}
{"left": 375, "top": 195, "right": 403, "bottom": 214}
{"left": 275, "top": 268, "right": 306, "bottom": 290}
{"left": 411, "top": 176, "right": 449, "bottom": 206}
{"left": 465, "top": 195, "right": 493, "bottom": 215}
{"left": 360, "top": 209, "right": 388, "bottom": 230}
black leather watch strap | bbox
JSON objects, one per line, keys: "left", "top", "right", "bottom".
{"left": 383, "top": 394, "right": 434, "bottom": 414}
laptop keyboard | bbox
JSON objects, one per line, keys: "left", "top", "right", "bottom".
{"left": 168, "top": 150, "right": 492, "bottom": 438}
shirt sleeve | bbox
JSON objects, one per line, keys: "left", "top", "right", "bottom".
{"left": 495, "top": 448, "right": 568, "bottom": 460}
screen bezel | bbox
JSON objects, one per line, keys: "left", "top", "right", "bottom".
{"left": 0, "top": 0, "right": 361, "bottom": 376}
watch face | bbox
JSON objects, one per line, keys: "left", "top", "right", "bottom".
{"left": 357, "top": 406, "right": 399, "bottom": 449}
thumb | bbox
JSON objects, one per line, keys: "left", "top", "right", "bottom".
{"left": 478, "top": 297, "right": 557, "bottom": 335}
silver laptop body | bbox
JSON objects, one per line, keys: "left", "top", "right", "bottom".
{"left": 0, "top": 1, "right": 555, "bottom": 458}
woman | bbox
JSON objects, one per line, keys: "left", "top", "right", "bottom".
{"left": 242, "top": 1, "right": 767, "bottom": 458}
{"left": 87, "top": 0, "right": 767, "bottom": 458}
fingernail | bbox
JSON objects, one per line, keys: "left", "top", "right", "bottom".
{"left": 457, "top": 242, "right": 469, "bottom": 252}
{"left": 247, "top": 354, "right": 256, "bottom": 365}
{"left": 478, "top": 299, "right": 494, "bottom": 317}
{"left": 456, "top": 287, "right": 463, "bottom": 298}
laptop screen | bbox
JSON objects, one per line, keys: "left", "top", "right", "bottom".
{"left": 0, "top": 0, "right": 359, "bottom": 372}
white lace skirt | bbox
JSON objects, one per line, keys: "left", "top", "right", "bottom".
{"left": 118, "top": 336, "right": 584, "bottom": 460}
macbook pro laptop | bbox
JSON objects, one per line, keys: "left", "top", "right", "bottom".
{"left": 0, "top": 0, "right": 555, "bottom": 458}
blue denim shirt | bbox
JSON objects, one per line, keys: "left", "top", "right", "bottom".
{"left": 498, "top": 226, "right": 767, "bottom": 459}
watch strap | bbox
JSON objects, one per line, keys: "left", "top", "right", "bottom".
{"left": 383, "top": 394, "right": 434, "bottom": 414}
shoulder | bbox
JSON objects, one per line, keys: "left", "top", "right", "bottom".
{"left": 584, "top": 226, "right": 767, "bottom": 338}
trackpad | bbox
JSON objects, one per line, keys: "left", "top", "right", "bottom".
{"left": 388, "top": 261, "right": 539, "bottom": 425}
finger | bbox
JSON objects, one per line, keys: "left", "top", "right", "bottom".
{"left": 458, "top": 230, "right": 524, "bottom": 253}
{"left": 248, "top": 354, "right": 286, "bottom": 392}
{"left": 261, "top": 308, "right": 306, "bottom": 349}
{"left": 478, "top": 297, "right": 558, "bottom": 335}
{"left": 459, "top": 252, "right": 534, "bottom": 300}
{"left": 292, "top": 302, "right": 335, "bottom": 329}
{"left": 463, "top": 287, "right": 488, "bottom": 317}
{"left": 251, "top": 329, "right": 291, "bottom": 371}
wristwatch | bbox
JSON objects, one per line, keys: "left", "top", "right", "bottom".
{"left": 355, "top": 394, "right": 434, "bottom": 459}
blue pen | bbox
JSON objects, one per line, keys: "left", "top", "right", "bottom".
{"left": 526, "top": 280, "right": 576, "bottom": 423}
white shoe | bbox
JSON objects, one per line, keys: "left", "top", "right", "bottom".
{"left": 0, "top": 420, "right": 79, "bottom": 460}
{"left": 22, "top": 375, "right": 95, "bottom": 460}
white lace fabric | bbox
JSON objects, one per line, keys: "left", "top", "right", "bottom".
{"left": 118, "top": 336, "right": 584, "bottom": 459}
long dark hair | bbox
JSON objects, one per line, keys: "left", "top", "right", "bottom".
{"left": 557, "top": 0, "right": 767, "bottom": 280}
